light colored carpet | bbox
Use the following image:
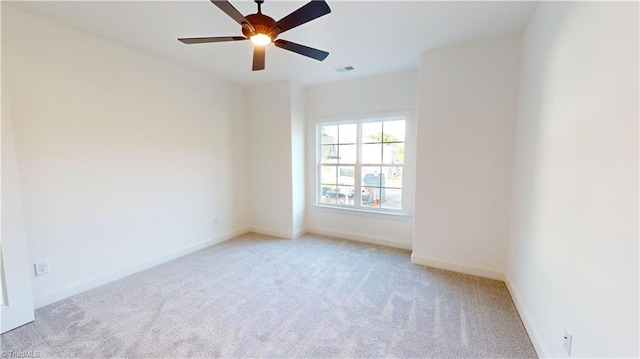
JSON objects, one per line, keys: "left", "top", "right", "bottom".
{"left": 1, "top": 233, "right": 536, "bottom": 358}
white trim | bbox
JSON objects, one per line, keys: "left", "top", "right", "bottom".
{"left": 248, "top": 226, "right": 294, "bottom": 239}
{"left": 311, "top": 204, "right": 411, "bottom": 221}
{"left": 410, "top": 254, "right": 504, "bottom": 281}
{"left": 504, "top": 274, "right": 547, "bottom": 359}
{"left": 32, "top": 228, "right": 249, "bottom": 309}
{"left": 1, "top": 82, "right": 36, "bottom": 333}
{"left": 293, "top": 227, "right": 307, "bottom": 239}
{"left": 308, "top": 109, "right": 413, "bottom": 125}
{"left": 306, "top": 227, "right": 412, "bottom": 250}
{"left": 314, "top": 111, "right": 412, "bottom": 216}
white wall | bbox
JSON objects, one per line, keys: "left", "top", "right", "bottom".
{"left": 305, "top": 70, "right": 418, "bottom": 249}
{"left": 506, "top": 2, "right": 639, "bottom": 357}
{"left": 2, "top": 6, "right": 250, "bottom": 307}
{"left": 412, "top": 34, "right": 522, "bottom": 279}
{"left": 246, "top": 82, "right": 295, "bottom": 238}
{"left": 1, "top": 83, "right": 36, "bottom": 331}
{"left": 291, "top": 85, "right": 306, "bottom": 237}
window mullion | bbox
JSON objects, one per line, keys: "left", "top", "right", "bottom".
{"left": 380, "top": 122, "right": 385, "bottom": 164}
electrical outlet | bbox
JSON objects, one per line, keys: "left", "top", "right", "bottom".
{"left": 563, "top": 329, "right": 572, "bottom": 356}
{"left": 34, "top": 261, "right": 50, "bottom": 276}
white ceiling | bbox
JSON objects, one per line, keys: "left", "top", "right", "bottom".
{"left": 5, "top": 1, "right": 539, "bottom": 86}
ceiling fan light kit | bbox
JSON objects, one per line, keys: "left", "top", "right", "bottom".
{"left": 178, "top": 0, "right": 331, "bottom": 71}
{"left": 250, "top": 34, "right": 271, "bottom": 46}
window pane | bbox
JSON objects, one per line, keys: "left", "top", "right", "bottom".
{"left": 381, "top": 188, "right": 402, "bottom": 210}
{"left": 337, "top": 166, "right": 355, "bottom": 186}
{"left": 361, "top": 187, "right": 381, "bottom": 208}
{"left": 320, "top": 186, "right": 339, "bottom": 204}
{"left": 321, "top": 145, "right": 339, "bottom": 163}
{"left": 382, "top": 166, "right": 403, "bottom": 188}
{"left": 321, "top": 125, "right": 337, "bottom": 144}
{"left": 362, "top": 144, "right": 382, "bottom": 164}
{"left": 383, "top": 120, "right": 405, "bottom": 142}
{"left": 339, "top": 124, "right": 357, "bottom": 144}
{"left": 320, "top": 166, "right": 337, "bottom": 185}
{"left": 320, "top": 186, "right": 354, "bottom": 205}
{"left": 362, "top": 122, "right": 383, "bottom": 143}
{"left": 361, "top": 166, "right": 382, "bottom": 207}
{"left": 337, "top": 185, "right": 355, "bottom": 206}
{"left": 339, "top": 144, "right": 356, "bottom": 164}
{"left": 362, "top": 166, "right": 383, "bottom": 186}
{"left": 383, "top": 143, "right": 404, "bottom": 164}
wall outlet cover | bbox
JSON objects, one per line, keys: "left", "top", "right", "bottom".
{"left": 34, "top": 261, "right": 50, "bottom": 276}
{"left": 563, "top": 329, "right": 572, "bottom": 356}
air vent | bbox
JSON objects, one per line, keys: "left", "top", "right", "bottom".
{"left": 335, "top": 66, "right": 355, "bottom": 73}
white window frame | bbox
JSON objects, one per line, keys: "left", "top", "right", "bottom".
{"left": 315, "top": 112, "right": 410, "bottom": 215}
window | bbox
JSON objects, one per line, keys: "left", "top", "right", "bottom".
{"left": 317, "top": 116, "right": 406, "bottom": 213}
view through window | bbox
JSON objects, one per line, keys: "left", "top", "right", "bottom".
{"left": 318, "top": 117, "right": 406, "bottom": 212}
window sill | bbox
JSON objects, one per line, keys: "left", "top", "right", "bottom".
{"left": 311, "top": 204, "right": 412, "bottom": 221}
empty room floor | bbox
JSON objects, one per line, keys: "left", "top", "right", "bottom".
{"left": 1, "top": 233, "right": 536, "bottom": 358}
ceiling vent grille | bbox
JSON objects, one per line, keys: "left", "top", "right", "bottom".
{"left": 335, "top": 66, "right": 355, "bottom": 73}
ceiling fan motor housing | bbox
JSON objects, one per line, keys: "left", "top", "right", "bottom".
{"left": 242, "top": 13, "right": 277, "bottom": 38}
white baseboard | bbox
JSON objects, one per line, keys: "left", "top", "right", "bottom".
{"left": 32, "top": 228, "right": 249, "bottom": 309}
{"left": 306, "top": 227, "right": 412, "bottom": 250}
{"left": 293, "top": 227, "right": 306, "bottom": 239}
{"left": 410, "top": 254, "right": 504, "bottom": 281}
{"left": 248, "top": 226, "right": 295, "bottom": 239}
{"left": 504, "top": 274, "right": 548, "bottom": 358}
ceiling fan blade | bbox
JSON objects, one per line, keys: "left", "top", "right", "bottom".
{"left": 252, "top": 46, "right": 266, "bottom": 71}
{"left": 210, "top": 1, "right": 253, "bottom": 31}
{"left": 178, "top": 36, "right": 247, "bottom": 44}
{"left": 272, "top": 1, "right": 331, "bottom": 35}
{"left": 274, "top": 39, "right": 329, "bottom": 61}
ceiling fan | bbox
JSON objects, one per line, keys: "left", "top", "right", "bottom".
{"left": 179, "top": 0, "right": 331, "bottom": 71}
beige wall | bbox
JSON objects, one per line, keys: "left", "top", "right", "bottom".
{"left": 246, "top": 82, "right": 295, "bottom": 238}
{"left": 412, "top": 34, "right": 522, "bottom": 279}
{"left": 2, "top": 6, "right": 250, "bottom": 307}
{"left": 506, "top": 2, "right": 639, "bottom": 357}
{"left": 304, "top": 70, "right": 418, "bottom": 249}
